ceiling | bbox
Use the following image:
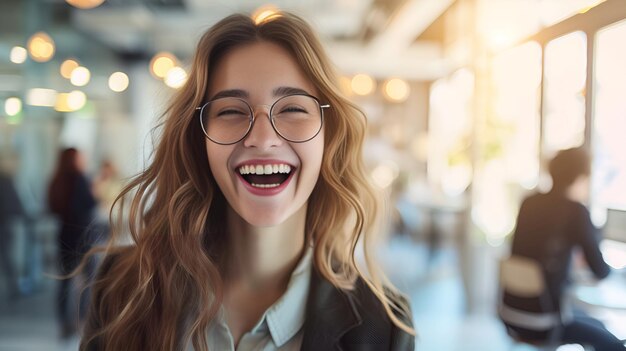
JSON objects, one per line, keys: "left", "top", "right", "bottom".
{"left": 1, "top": 0, "right": 457, "bottom": 85}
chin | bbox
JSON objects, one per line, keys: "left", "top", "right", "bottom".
{"left": 240, "top": 208, "right": 291, "bottom": 228}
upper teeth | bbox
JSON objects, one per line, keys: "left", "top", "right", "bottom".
{"left": 238, "top": 164, "right": 292, "bottom": 175}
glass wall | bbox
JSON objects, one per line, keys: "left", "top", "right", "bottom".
{"left": 543, "top": 31, "right": 587, "bottom": 156}
{"left": 472, "top": 41, "right": 542, "bottom": 244}
{"left": 591, "top": 20, "right": 626, "bottom": 224}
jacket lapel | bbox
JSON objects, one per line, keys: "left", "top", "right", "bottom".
{"left": 301, "top": 269, "right": 361, "bottom": 351}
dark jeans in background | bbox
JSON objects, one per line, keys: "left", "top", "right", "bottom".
{"left": 507, "top": 309, "right": 625, "bottom": 351}
{"left": 57, "top": 246, "right": 96, "bottom": 336}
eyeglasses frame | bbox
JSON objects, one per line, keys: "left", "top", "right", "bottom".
{"left": 196, "top": 93, "right": 330, "bottom": 145}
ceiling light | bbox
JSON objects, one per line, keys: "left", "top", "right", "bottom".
{"left": 55, "top": 93, "right": 73, "bottom": 112}
{"left": 164, "top": 67, "right": 187, "bottom": 89}
{"left": 65, "top": 0, "right": 106, "bottom": 10}
{"left": 67, "top": 90, "right": 87, "bottom": 111}
{"left": 10, "top": 46, "right": 27, "bottom": 64}
{"left": 338, "top": 76, "right": 353, "bottom": 96}
{"left": 383, "top": 78, "right": 410, "bottom": 102}
{"left": 27, "top": 32, "right": 55, "bottom": 63}
{"left": 351, "top": 74, "right": 375, "bottom": 96}
{"left": 26, "top": 88, "right": 58, "bottom": 107}
{"left": 5, "top": 97, "right": 22, "bottom": 116}
{"left": 150, "top": 52, "right": 177, "bottom": 79}
{"left": 108, "top": 71, "right": 129, "bottom": 92}
{"left": 55, "top": 90, "right": 87, "bottom": 112}
{"left": 60, "top": 59, "right": 80, "bottom": 79}
{"left": 70, "top": 66, "right": 91, "bottom": 86}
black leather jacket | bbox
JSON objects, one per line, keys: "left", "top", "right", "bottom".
{"left": 302, "top": 268, "right": 415, "bottom": 350}
{"left": 82, "top": 255, "right": 415, "bottom": 351}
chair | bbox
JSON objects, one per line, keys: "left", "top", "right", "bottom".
{"left": 498, "top": 255, "right": 565, "bottom": 351}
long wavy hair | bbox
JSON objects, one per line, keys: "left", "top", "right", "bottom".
{"left": 80, "top": 12, "right": 413, "bottom": 351}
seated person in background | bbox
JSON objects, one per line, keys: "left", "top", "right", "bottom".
{"left": 503, "top": 147, "right": 624, "bottom": 350}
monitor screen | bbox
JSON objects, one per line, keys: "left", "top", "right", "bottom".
{"left": 604, "top": 208, "right": 626, "bottom": 243}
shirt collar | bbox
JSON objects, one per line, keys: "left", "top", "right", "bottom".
{"left": 263, "top": 246, "right": 313, "bottom": 347}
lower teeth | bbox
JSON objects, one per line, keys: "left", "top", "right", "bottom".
{"left": 251, "top": 183, "right": 281, "bottom": 188}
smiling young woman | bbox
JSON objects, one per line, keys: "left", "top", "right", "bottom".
{"left": 80, "top": 12, "right": 414, "bottom": 351}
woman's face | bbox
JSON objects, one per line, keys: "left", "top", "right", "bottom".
{"left": 205, "top": 41, "right": 324, "bottom": 227}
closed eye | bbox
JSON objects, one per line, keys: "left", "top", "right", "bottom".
{"left": 278, "top": 106, "right": 308, "bottom": 114}
{"left": 215, "top": 108, "right": 249, "bottom": 118}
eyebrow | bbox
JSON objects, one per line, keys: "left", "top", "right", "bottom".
{"left": 273, "top": 86, "right": 311, "bottom": 97}
{"left": 209, "top": 86, "right": 312, "bottom": 101}
{"left": 209, "top": 89, "right": 249, "bottom": 101}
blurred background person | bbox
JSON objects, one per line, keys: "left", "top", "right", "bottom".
{"left": 501, "top": 147, "right": 624, "bottom": 350}
{"left": 47, "top": 147, "right": 97, "bottom": 339}
{"left": 0, "top": 155, "right": 25, "bottom": 300}
{"left": 91, "top": 159, "right": 124, "bottom": 246}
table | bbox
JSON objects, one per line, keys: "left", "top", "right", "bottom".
{"left": 571, "top": 271, "right": 626, "bottom": 310}
{"left": 570, "top": 270, "right": 626, "bottom": 340}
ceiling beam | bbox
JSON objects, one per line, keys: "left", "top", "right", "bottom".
{"left": 367, "top": 0, "right": 455, "bottom": 55}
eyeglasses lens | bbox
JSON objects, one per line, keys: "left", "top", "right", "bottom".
{"left": 200, "top": 95, "right": 322, "bottom": 144}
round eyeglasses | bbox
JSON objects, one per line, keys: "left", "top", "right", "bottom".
{"left": 197, "top": 93, "right": 329, "bottom": 145}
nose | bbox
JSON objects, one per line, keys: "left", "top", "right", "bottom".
{"left": 242, "top": 106, "right": 283, "bottom": 149}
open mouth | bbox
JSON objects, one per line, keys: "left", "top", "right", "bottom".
{"left": 237, "top": 163, "right": 294, "bottom": 189}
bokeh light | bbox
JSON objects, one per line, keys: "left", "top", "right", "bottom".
{"left": 68, "top": 90, "right": 87, "bottom": 111}
{"left": 10, "top": 46, "right": 27, "bottom": 64}
{"left": 26, "top": 88, "right": 57, "bottom": 107}
{"left": 150, "top": 52, "right": 177, "bottom": 79}
{"left": 370, "top": 161, "right": 400, "bottom": 189}
{"left": 27, "top": 32, "right": 55, "bottom": 63}
{"left": 65, "top": 0, "right": 106, "bottom": 9}
{"left": 351, "top": 74, "right": 375, "bottom": 96}
{"left": 164, "top": 67, "right": 187, "bottom": 89}
{"left": 383, "top": 78, "right": 410, "bottom": 102}
{"left": 108, "top": 71, "right": 129, "bottom": 92}
{"left": 5, "top": 97, "right": 22, "bottom": 116}
{"left": 55, "top": 93, "right": 73, "bottom": 112}
{"left": 60, "top": 59, "right": 80, "bottom": 79}
{"left": 70, "top": 66, "right": 91, "bottom": 86}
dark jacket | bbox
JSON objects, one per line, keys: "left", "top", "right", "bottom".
{"left": 302, "top": 268, "right": 414, "bottom": 350}
{"left": 49, "top": 173, "right": 97, "bottom": 271}
{"left": 504, "top": 191, "right": 610, "bottom": 315}
{"left": 82, "top": 254, "right": 415, "bottom": 351}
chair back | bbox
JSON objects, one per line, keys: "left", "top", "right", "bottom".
{"left": 498, "top": 255, "right": 562, "bottom": 336}
{"left": 499, "top": 255, "right": 545, "bottom": 298}
{"left": 498, "top": 256, "right": 594, "bottom": 350}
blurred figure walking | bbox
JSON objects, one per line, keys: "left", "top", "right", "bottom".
{"left": 47, "top": 147, "right": 97, "bottom": 338}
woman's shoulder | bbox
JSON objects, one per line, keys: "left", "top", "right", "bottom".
{"left": 349, "top": 277, "right": 414, "bottom": 337}
{"left": 304, "top": 269, "right": 414, "bottom": 350}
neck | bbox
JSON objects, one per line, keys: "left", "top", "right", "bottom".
{"left": 551, "top": 176, "right": 589, "bottom": 204}
{"left": 224, "top": 204, "right": 307, "bottom": 291}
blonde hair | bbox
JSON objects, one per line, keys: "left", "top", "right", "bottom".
{"left": 80, "top": 12, "right": 413, "bottom": 351}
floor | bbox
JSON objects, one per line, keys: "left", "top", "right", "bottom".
{"left": 380, "top": 235, "right": 515, "bottom": 351}
{"left": 0, "top": 234, "right": 593, "bottom": 351}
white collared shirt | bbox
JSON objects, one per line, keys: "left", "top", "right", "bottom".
{"left": 190, "top": 248, "right": 313, "bottom": 351}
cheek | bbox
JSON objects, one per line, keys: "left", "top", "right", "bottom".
{"left": 303, "top": 135, "right": 325, "bottom": 182}
{"left": 205, "top": 143, "right": 229, "bottom": 186}
{"left": 205, "top": 143, "right": 216, "bottom": 173}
